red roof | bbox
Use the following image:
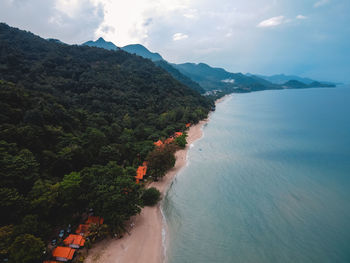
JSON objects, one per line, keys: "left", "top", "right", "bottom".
{"left": 75, "top": 224, "right": 89, "bottom": 235}
{"left": 154, "top": 140, "right": 163, "bottom": 147}
{"left": 164, "top": 138, "right": 174, "bottom": 144}
{"left": 135, "top": 165, "right": 147, "bottom": 180}
{"left": 52, "top": 247, "right": 75, "bottom": 260}
{"left": 174, "top": 132, "right": 183, "bottom": 138}
{"left": 86, "top": 216, "right": 104, "bottom": 225}
{"left": 64, "top": 234, "right": 86, "bottom": 247}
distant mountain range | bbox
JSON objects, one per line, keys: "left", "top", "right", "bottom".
{"left": 82, "top": 37, "right": 336, "bottom": 94}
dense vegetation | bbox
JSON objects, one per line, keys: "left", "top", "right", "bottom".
{"left": 0, "top": 23, "right": 213, "bottom": 262}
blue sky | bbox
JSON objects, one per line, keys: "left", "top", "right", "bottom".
{"left": 1, "top": 0, "right": 349, "bottom": 83}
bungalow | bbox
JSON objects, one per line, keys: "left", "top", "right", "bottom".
{"left": 135, "top": 165, "right": 147, "bottom": 184}
{"left": 174, "top": 132, "right": 183, "bottom": 138}
{"left": 86, "top": 216, "right": 104, "bottom": 225}
{"left": 63, "top": 234, "right": 86, "bottom": 249}
{"left": 154, "top": 140, "right": 163, "bottom": 147}
{"left": 52, "top": 246, "right": 75, "bottom": 262}
{"left": 75, "top": 224, "right": 89, "bottom": 236}
{"left": 164, "top": 137, "right": 174, "bottom": 144}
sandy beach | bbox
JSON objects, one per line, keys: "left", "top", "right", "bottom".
{"left": 85, "top": 119, "right": 208, "bottom": 263}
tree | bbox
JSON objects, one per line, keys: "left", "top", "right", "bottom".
{"left": 0, "top": 225, "right": 14, "bottom": 259}
{"left": 9, "top": 234, "right": 45, "bottom": 263}
{"left": 146, "top": 145, "right": 176, "bottom": 180}
{"left": 175, "top": 133, "right": 187, "bottom": 148}
{"left": 142, "top": 187, "right": 161, "bottom": 206}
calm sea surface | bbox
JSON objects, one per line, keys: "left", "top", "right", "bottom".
{"left": 163, "top": 86, "right": 350, "bottom": 263}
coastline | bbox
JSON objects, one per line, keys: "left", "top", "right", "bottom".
{"left": 84, "top": 97, "right": 227, "bottom": 263}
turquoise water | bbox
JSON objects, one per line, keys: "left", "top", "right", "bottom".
{"left": 163, "top": 86, "right": 350, "bottom": 263}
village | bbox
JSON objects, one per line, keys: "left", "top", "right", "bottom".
{"left": 42, "top": 125, "right": 190, "bottom": 262}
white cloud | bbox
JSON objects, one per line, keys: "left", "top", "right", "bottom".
{"left": 257, "top": 16, "right": 286, "bottom": 28}
{"left": 314, "top": 0, "right": 330, "bottom": 8}
{"left": 221, "top": 79, "right": 235, "bottom": 83}
{"left": 173, "top": 32, "right": 188, "bottom": 41}
{"left": 296, "top": 15, "right": 307, "bottom": 19}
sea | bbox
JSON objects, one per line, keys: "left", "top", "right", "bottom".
{"left": 162, "top": 86, "right": 350, "bottom": 263}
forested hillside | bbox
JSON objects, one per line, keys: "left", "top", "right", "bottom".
{"left": 0, "top": 23, "right": 213, "bottom": 261}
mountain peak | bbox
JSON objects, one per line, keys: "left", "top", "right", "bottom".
{"left": 82, "top": 37, "right": 118, "bottom": 50}
{"left": 121, "top": 44, "right": 163, "bottom": 61}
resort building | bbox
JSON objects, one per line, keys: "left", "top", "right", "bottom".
{"left": 52, "top": 246, "right": 75, "bottom": 262}
{"left": 63, "top": 234, "right": 86, "bottom": 249}
{"left": 135, "top": 165, "right": 147, "bottom": 184}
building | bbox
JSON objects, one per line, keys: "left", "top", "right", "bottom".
{"left": 154, "top": 140, "right": 163, "bottom": 147}
{"left": 174, "top": 132, "right": 183, "bottom": 138}
{"left": 135, "top": 165, "right": 147, "bottom": 184}
{"left": 52, "top": 246, "right": 75, "bottom": 262}
{"left": 164, "top": 137, "right": 174, "bottom": 144}
{"left": 85, "top": 216, "right": 104, "bottom": 225}
{"left": 75, "top": 224, "right": 89, "bottom": 236}
{"left": 63, "top": 234, "right": 86, "bottom": 249}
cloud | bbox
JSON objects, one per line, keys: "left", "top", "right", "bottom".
{"left": 314, "top": 0, "right": 330, "bottom": 8}
{"left": 173, "top": 32, "right": 188, "bottom": 41}
{"left": 257, "top": 16, "right": 286, "bottom": 28}
{"left": 296, "top": 15, "right": 307, "bottom": 19}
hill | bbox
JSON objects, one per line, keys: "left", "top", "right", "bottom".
{"left": 83, "top": 37, "right": 119, "bottom": 50}
{"left": 173, "top": 63, "right": 280, "bottom": 93}
{"left": 0, "top": 23, "right": 213, "bottom": 261}
{"left": 121, "top": 44, "right": 163, "bottom": 61}
{"left": 282, "top": 80, "right": 336, "bottom": 89}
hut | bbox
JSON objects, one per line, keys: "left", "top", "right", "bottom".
{"left": 52, "top": 247, "right": 75, "bottom": 262}
{"left": 186, "top": 123, "right": 191, "bottom": 128}
{"left": 154, "top": 140, "right": 163, "bottom": 147}
{"left": 135, "top": 165, "right": 147, "bottom": 184}
{"left": 63, "top": 234, "right": 86, "bottom": 249}
{"left": 174, "top": 132, "right": 183, "bottom": 138}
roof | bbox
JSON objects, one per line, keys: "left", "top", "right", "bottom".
{"left": 135, "top": 165, "right": 147, "bottom": 180}
{"left": 164, "top": 138, "right": 174, "bottom": 144}
{"left": 174, "top": 132, "right": 183, "bottom": 138}
{"left": 86, "top": 216, "right": 104, "bottom": 225}
{"left": 154, "top": 140, "right": 163, "bottom": 147}
{"left": 64, "top": 234, "right": 86, "bottom": 247}
{"left": 52, "top": 247, "right": 75, "bottom": 260}
{"left": 186, "top": 123, "right": 191, "bottom": 128}
{"left": 43, "top": 261, "right": 60, "bottom": 263}
{"left": 75, "top": 224, "right": 89, "bottom": 235}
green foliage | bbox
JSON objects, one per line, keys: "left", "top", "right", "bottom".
{"left": 146, "top": 145, "right": 176, "bottom": 180}
{"left": 8, "top": 234, "right": 45, "bottom": 263}
{"left": 142, "top": 187, "right": 161, "bottom": 206}
{"left": 175, "top": 133, "right": 188, "bottom": 148}
{"left": 0, "top": 23, "right": 212, "bottom": 247}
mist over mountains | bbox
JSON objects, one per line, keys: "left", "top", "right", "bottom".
{"left": 83, "top": 37, "right": 335, "bottom": 94}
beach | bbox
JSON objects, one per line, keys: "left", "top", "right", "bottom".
{"left": 85, "top": 119, "right": 209, "bottom": 263}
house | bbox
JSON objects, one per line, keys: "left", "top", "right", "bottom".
{"left": 52, "top": 246, "right": 75, "bottom": 262}
{"left": 75, "top": 224, "right": 89, "bottom": 236}
{"left": 174, "top": 132, "right": 183, "bottom": 138}
{"left": 186, "top": 123, "right": 191, "bottom": 128}
{"left": 135, "top": 165, "right": 147, "bottom": 184}
{"left": 154, "top": 140, "right": 163, "bottom": 147}
{"left": 164, "top": 137, "right": 174, "bottom": 144}
{"left": 86, "top": 216, "right": 104, "bottom": 225}
{"left": 63, "top": 234, "right": 86, "bottom": 249}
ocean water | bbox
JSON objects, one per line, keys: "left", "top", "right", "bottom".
{"left": 163, "top": 86, "right": 350, "bottom": 263}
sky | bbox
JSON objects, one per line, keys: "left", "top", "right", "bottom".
{"left": 1, "top": 0, "right": 349, "bottom": 83}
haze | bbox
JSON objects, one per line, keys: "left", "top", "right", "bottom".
{"left": 1, "top": 0, "right": 349, "bottom": 83}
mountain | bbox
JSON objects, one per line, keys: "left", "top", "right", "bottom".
{"left": 83, "top": 37, "right": 119, "bottom": 50}
{"left": 121, "top": 44, "right": 163, "bottom": 61}
{"left": 173, "top": 63, "right": 280, "bottom": 93}
{"left": 282, "top": 80, "right": 336, "bottom": 89}
{"left": 250, "top": 73, "right": 315, "bottom": 85}
{"left": 154, "top": 60, "right": 204, "bottom": 94}
{"left": 0, "top": 23, "right": 213, "bottom": 260}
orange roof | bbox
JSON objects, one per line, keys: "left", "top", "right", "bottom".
{"left": 154, "top": 140, "right": 163, "bottom": 147}
{"left": 86, "top": 216, "right": 104, "bottom": 225}
{"left": 52, "top": 247, "right": 75, "bottom": 260}
{"left": 164, "top": 138, "right": 174, "bottom": 144}
{"left": 186, "top": 123, "right": 191, "bottom": 128}
{"left": 142, "top": 161, "right": 148, "bottom": 166}
{"left": 135, "top": 165, "right": 147, "bottom": 180}
{"left": 75, "top": 224, "right": 89, "bottom": 235}
{"left": 174, "top": 132, "right": 183, "bottom": 138}
{"left": 43, "top": 261, "right": 59, "bottom": 263}
{"left": 64, "top": 234, "right": 86, "bottom": 247}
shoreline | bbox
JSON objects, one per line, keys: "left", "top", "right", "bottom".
{"left": 85, "top": 97, "right": 227, "bottom": 263}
